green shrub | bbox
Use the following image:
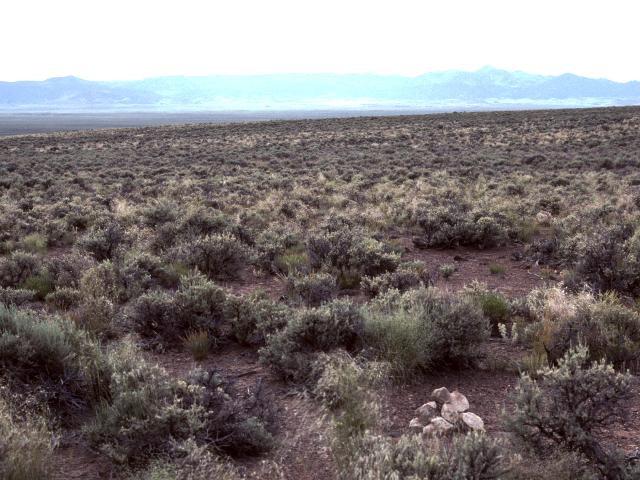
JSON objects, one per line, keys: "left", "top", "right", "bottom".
{"left": 79, "top": 260, "right": 123, "bottom": 302}
{"left": 566, "top": 223, "right": 640, "bottom": 294}
{"left": 287, "top": 272, "right": 337, "bottom": 306}
{"left": 489, "top": 263, "right": 506, "bottom": 275}
{"left": 19, "top": 233, "right": 48, "bottom": 254}
{"left": 252, "top": 227, "right": 301, "bottom": 273}
{"left": 88, "top": 344, "right": 273, "bottom": 464}
{"left": 413, "top": 203, "right": 508, "bottom": 249}
{"left": 546, "top": 293, "right": 640, "bottom": 369}
{"left": 439, "top": 263, "right": 456, "bottom": 279}
{"left": 506, "top": 345, "right": 634, "bottom": 479}
{"left": 260, "top": 299, "right": 364, "bottom": 382}
{"left": 0, "top": 396, "right": 57, "bottom": 480}
{"left": 0, "top": 251, "right": 39, "bottom": 288}
{"left": 77, "top": 221, "right": 127, "bottom": 261}
{"left": 335, "top": 430, "right": 507, "bottom": 480}
{"left": 129, "top": 273, "right": 226, "bottom": 348}
{"left": 179, "top": 234, "right": 248, "bottom": 280}
{"left": 363, "top": 287, "right": 489, "bottom": 377}
{"left": 45, "top": 253, "right": 94, "bottom": 289}
{"left": 226, "top": 290, "right": 289, "bottom": 345}
{"left": 120, "top": 252, "right": 181, "bottom": 299}
{"left": 128, "top": 440, "right": 243, "bottom": 480}
{"left": 361, "top": 264, "right": 426, "bottom": 297}
{"left": 0, "top": 287, "right": 35, "bottom": 306}
{"left": 273, "top": 245, "right": 308, "bottom": 275}
{"left": 183, "top": 330, "right": 210, "bottom": 360}
{"left": 475, "top": 290, "right": 510, "bottom": 336}
{"left": 306, "top": 218, "right": 399, "bottom": 278}
{"left": 20, "top": 271, "right": 54, "bottom": 301}
{"left": 0, "top": 305, "right": 110, "bottom": 411}
{"left": 45, "top": 287, "right": 83, "bottom": 310}
{"left": 75, "top": 296, "right": 117, "bottom": 338}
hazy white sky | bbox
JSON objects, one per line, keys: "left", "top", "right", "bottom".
{"left": 2, "top": 0, "right": 639, "bottom": 82}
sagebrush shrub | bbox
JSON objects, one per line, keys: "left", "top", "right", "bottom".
{"left": 179, "top": 233, "right": 248, "bottom": 279}
{"left": 506, "top": 345, "right": 634, "bottom": 479}
{"left": 364, "top": 287, "right": 489, "bottom": 377}
{"left": 334, "top": 430, "right": 507, "bottom": 480}
{"left": 77, "top": 221, "right": 127, "bottom": 261}
{"left": 413, "top": 203, "right": 508, "bottom": 249}
{"left": 128, "top": 289, "right": 177, "bottom": 346}
{"left": 0, "top": 287, "right": 35, "bottom": 306}
{"left": 79, "top": 260, "right": 123, "bottom": 302}
{"left": 547, "top": 293, "right": 640, "bottom": 369}
{"left": 44, "top": 252, "right": 94, "bottom": 289}
{"left": 0, "top": 251, "right": 39, "bottom": 288}
{"left": 361, "top": 263, "right": 427, "bottom": 297}
{"left": 287, "top": 272, "right": 337, "bottom": 306}
{"left": 0, "top": 305, "right": 110, "bottom": 411}
{"left": 120, "top": 252, "right": 181, "bottom": 299}
{"left": 142, "top": 199, "right": 179, "bottom": 227}
{"left": 524, "top": 288, "right": 640, "bottom": 370}
{"left": 260, "top": 299, "right": 364, "bottom": 382}
{"left": 88, "top": 344, "right": 273, "bottom": 464}
{"left": 567, "top": 223, "right": 638, "bottom": 294}
{"left": 75, "top": 295, "right": 117, "bottom": 338}
{"left": 306, "top": 218, "right": 399, "bottom": 279}
{"left": 45, "top": 287, "right": 82, "bottom": 310}
{"left": 129, "top": 273, "right": 226, "bottom": 348}
{"left": 226, "top": 290, "right": 289, "bottom": 345}
{"left": 129, "top": 439, "right": 244, "bottom": 480}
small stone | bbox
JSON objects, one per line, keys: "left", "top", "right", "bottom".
{"left": 461, "top": 412, "right": 485, "bottom": 431}
{"left": 536, "top": 211, "right": 552, "bottom": 225}
{"left": 431, "top": 387, "right": 451, "bottom": 405}
{"left": 428, "top": 416, "right": 454, "bottom": 436}
{"left": 415, "top": 401, "right": 438, "bottom": 423}
{"left": 422, "top": 424, "right": 437, "bottom": 437}
{"left": 441, "top": 402, "right": 460, "bottom": 424}
{"left": 447, "top": 391, "right": 469, "bottom": 413}
{"left": 409, "top": 417, "right": 424, "bottom": 433}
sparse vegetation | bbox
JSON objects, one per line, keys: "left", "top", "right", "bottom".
{"left": 1, "top": 107, "right": 640, "bottom": 479}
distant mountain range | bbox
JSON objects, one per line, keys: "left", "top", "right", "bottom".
{"left": 1, "top": 67, "right": 639, "bottom": 111}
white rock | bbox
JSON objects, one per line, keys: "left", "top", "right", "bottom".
{"left": 428, "top": 416, "right": 454, "bottom": 436}
{"left": 409, "top": 417, "right": 424, "bottom": 433}
{"left": 431, "top": 387, "right": 451, "bottom": 405}
{"left": 536, "top": 211, "right": 552, "bottom": 225}
{"left": 447, "top": 391, "right": 469, "bottom": 413}
{"left": 415, "top": 401, "right": 438, "bottom": 423}
{"left": 461, "top": 412, "right": 485, "bottom": 431}
{"left": 441, "top": 402, "right": 460, "bottom": 424}
{"left": 422, "top": 424, "right": 437, "bottom": 437}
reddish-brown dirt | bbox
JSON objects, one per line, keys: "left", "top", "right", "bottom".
{"left": 398, "top": 239, "right": 553, "bottom": 297}
{"left": 50, "top": 442, "right": 115, "bottom": 480}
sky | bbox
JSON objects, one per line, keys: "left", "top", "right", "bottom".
{"left": 2, "top": 0, "right": 639, "bottom": 82}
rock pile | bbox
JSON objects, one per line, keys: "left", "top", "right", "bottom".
{"left": 409, "top": 387, "right": 484, "bottom": 437}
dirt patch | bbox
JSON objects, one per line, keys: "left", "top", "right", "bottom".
{"left": 398, "top": 239, "right": 552, "bottom": 298}
{"left": 50, "top": 441, "right": 115, "bottom": 480}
